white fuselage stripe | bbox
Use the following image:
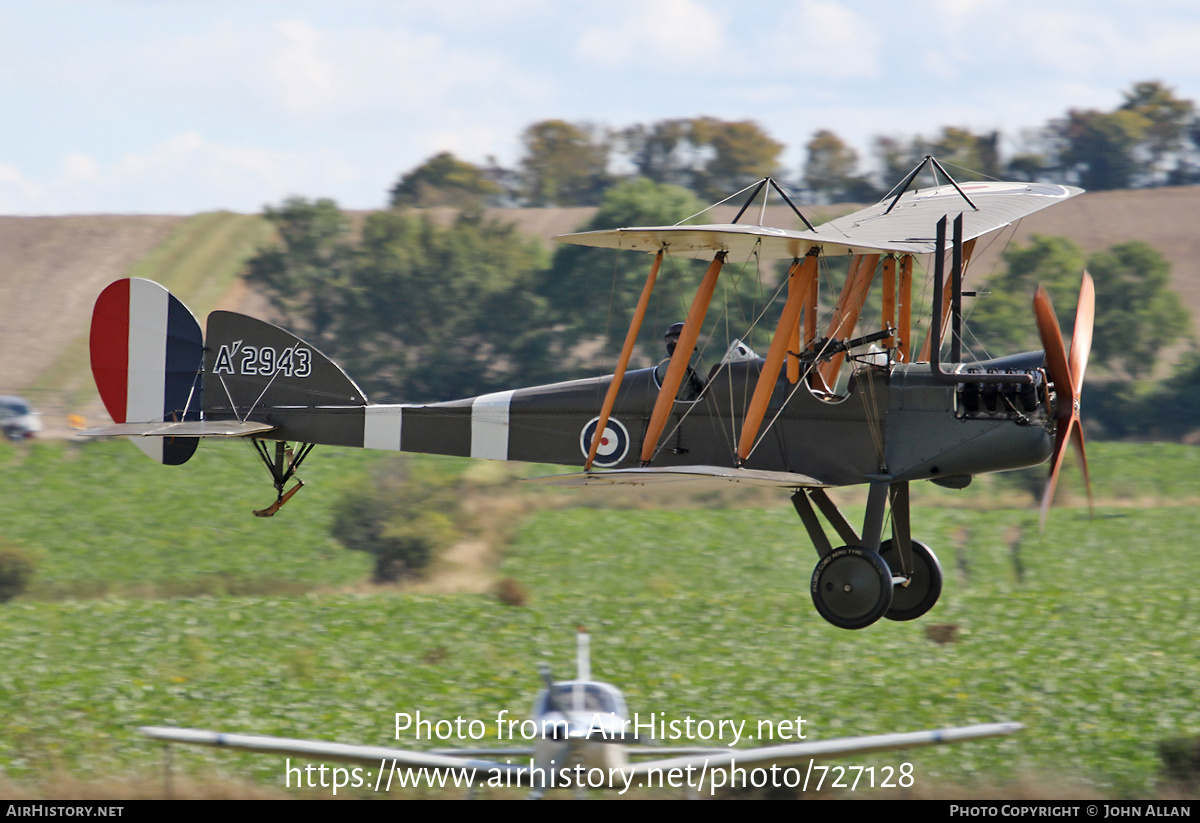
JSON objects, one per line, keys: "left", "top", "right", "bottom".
{"left": 125, "top": 280, "right": 168, "bottom": 462}
{"left": 364, "top": 405, "right": 404, "bottom": 451}
{"left": 471, "top": 390, "right": 514, "bottom": 460}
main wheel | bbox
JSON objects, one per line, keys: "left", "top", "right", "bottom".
{"left": 878, "top": 538, "right": 943, "bottom": 622}
{"left": 810, "top": 547, "right": 894, "bottom": 629}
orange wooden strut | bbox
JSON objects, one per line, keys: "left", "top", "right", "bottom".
{"left": 585, "top": 249, "right": 663, "bottom": 471}
{"left": 881, "top": 255, "right": 896, "bottom": 334}
{"left": 803, "top": 259, "right": 818, "bottom": 349}
{"left": 817, "top": 253, "right": 880, "bottom": 389}
{"left": 788, "top": 258, "right": 819, "bottom": 384}
{"left": 897, "top": 254, "right": 913, "bottom": 362}
{"left": 737, "top": 252, "right": 818, "bottom": 464}
{"left": 639, "top": 252, "right": 725, "bottom": 465}
{"left": 786, "top": 263, "right": 802, "bottom": 385}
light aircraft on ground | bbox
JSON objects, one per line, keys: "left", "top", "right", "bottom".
{"left": 85, "top": 156, "right": 1094, "bottom": 630}
{"left": 142, "top": 629, "right": 1022, "bottom": 798}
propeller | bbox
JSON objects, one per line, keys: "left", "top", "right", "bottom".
{"left": 1032, "top": 271, "right": 1095, "bottom": 527}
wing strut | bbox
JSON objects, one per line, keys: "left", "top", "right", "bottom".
{"left": 881, "top": 255, "right": 896, "bottom": 339}
{"left": 640, "top": 252, "right": 725, "bottom": 465}
{"left": 817, "top": 253, "right": 881, "bottom": 389}
{"left": 737, "top": 249, "right": 818, "bottom": 464}
{"left": 883, "top": 155, "right": 980, "bottom": 215}
{"left": 897, "top": 254, "right": 914, "bottom": 362}
{"left": 728, "top": 177, "right": 817, "bottom": 232}
{"left": 586, "top": 249, "right": 663, "bottom": 470}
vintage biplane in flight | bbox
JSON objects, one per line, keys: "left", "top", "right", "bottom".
{"left": 85, "top": 157, "right": 1093, "bottom": 630}
{"left": 142, "top": 629, "right": 1021, "bottom": 797}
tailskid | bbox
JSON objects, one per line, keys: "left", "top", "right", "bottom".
{"left": 251, "top": 440, "right": 314, "bottom": 517}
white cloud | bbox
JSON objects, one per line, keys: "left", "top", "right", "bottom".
{"left": 3, "top": 2, "right": 1200, "bottom": 213}
{"left": 59, "top": 154, "right": 101, "bottom": 185}
{"left": 0, "top": 133, "right": 370, "bottom": 215}
{"left": 770, "top": 1, "right": 882, "bottom": 80}
{"left": 575, "top": 0, "right": 725, "bottom": 69}
{"left": 0, "top": 164, "right": 46, "bottom": 213}
{"left": 268, "top": 19, "right": 341, "bottom": 116}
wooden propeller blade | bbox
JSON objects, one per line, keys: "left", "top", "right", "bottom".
{"left": 1033, "top": 274, "right": 1095, "bottom": 527}
{"left": 1033, "top": 285, "right": 1074, "bottom": 417}
{"left": 1071, "top": 415, "right": 1094, "bottom": 518}
{"left": 1038, "top": 415, "right": 1073, "bottom": 529}
{"left": 1069, "top": 271, "right": 1095, "bottom": 395}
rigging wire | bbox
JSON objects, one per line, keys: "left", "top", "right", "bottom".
{"left": 647, "top": 244, "right": 791, "bottom": 464}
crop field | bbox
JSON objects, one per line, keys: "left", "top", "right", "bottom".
{"left": 0, "top": 438, "right": 1197, "bottom": 798}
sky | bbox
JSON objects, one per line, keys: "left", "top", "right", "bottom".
{"left": 2, "top": 0, "right": 1199, "bottom": 215}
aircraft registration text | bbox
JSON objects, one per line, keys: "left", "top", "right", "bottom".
{"left": 212, "top": 342, "right": 312, "bottom": 378}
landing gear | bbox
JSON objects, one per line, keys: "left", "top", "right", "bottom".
{"left": 878, "top": 538, "right": 943, "bottom": 622}
{"left": 793, "top": 480, "right": 943, "bottom": 629}
{"left": 250, "top": 439, "right": 314, "bottom": 517}
{"left": 810, "top": 547, "right": 893, "bottom": 630}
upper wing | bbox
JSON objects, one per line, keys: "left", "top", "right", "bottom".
{"left": 625, "top": 722, "right": 1022, "bottom": 776}
{"left": 140, "top": 726, "right": 529, "bottom": 779}
{"left": 556, "top": 182, "right": 1082, "bottom": 260}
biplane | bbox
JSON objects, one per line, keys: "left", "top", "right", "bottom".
{"left": 85, "top": 157, "right": 1093, "bottom": 630}
{"left": 142, "top": 629, "right": 1022, "bottom": 797}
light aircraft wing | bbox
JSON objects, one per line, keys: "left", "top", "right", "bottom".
{"left": 624, "top": 722, "right": 1023, "bottom": 776}
{"left": 140, "top": 727, "right": 529, "bottom": 779}
{"left": 528, "top": 465, "right": 829, "bottom": 489}
{"left": 556, "top": 182, "right": 1082, "bottom": 260}
{"left": 142, "top": 722, "right": 1020, "bottom": 791}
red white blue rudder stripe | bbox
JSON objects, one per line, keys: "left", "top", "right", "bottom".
{"left": 89, "top": 278, "right": 204, "bottom": 465}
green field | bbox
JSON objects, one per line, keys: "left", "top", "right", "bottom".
{"left": 0, "top": 438, "right": 1197, "bottom": 798}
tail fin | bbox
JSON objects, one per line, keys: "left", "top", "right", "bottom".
{"left": 202, "top": 310, "right": 367, "bottom": 418}
{"left": 90, "top": 278, "right": 203, "bottom": 465}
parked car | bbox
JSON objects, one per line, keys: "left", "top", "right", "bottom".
{"left": 0, "top": 396, "right": 41, "bottom": 440}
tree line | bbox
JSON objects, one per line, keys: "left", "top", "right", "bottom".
{"left": 247, "top": 179, "right": 788, "bottom": 404}
{"left": 247, "top": 179, "right": 1190, "bottom": 429}
{"left": 388, "top": 81, "right": 1199, "bottom": 211}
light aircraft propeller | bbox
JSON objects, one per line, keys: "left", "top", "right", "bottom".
{"left": 1033, "top": 272, "right": 1096, "bottom": 527}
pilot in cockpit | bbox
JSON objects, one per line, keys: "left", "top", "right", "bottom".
{"left": 655, "top": 322, "right": 705, "bottom": 401}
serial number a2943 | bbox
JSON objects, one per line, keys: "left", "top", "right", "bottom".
{"left": 213, "top": 343, "right": 312, "bottom": 378}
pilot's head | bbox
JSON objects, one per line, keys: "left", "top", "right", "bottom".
{"left": 665, "top": 322, "right": 685, "bottom": 356}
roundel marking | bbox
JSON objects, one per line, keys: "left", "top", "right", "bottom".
{"left": 580, "top": 416, "right": 630, "bottom": 468}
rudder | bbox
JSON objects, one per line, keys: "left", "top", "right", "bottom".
{"left": 89, "top": 278, "right": 204, "bottom": 465}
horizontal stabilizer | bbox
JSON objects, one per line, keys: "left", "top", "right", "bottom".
{"left": 528, "top": 465, "right": 828, "bottom": 489}
{"left": 79, "top": 420, "right": 277, "bottom": 438}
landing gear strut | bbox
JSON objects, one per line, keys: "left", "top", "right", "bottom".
{"left": 792, "top": 480, "right": 942, "bottom": 629}
{"left": 251, "top": 439, "right": 314, "bottom": 517}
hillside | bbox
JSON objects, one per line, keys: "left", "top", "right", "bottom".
{"left": 3, "top": 187, "right": 1198, "bottom": 435}
{"left": 0, "top": 212, "right": 273, "bottom": 433}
